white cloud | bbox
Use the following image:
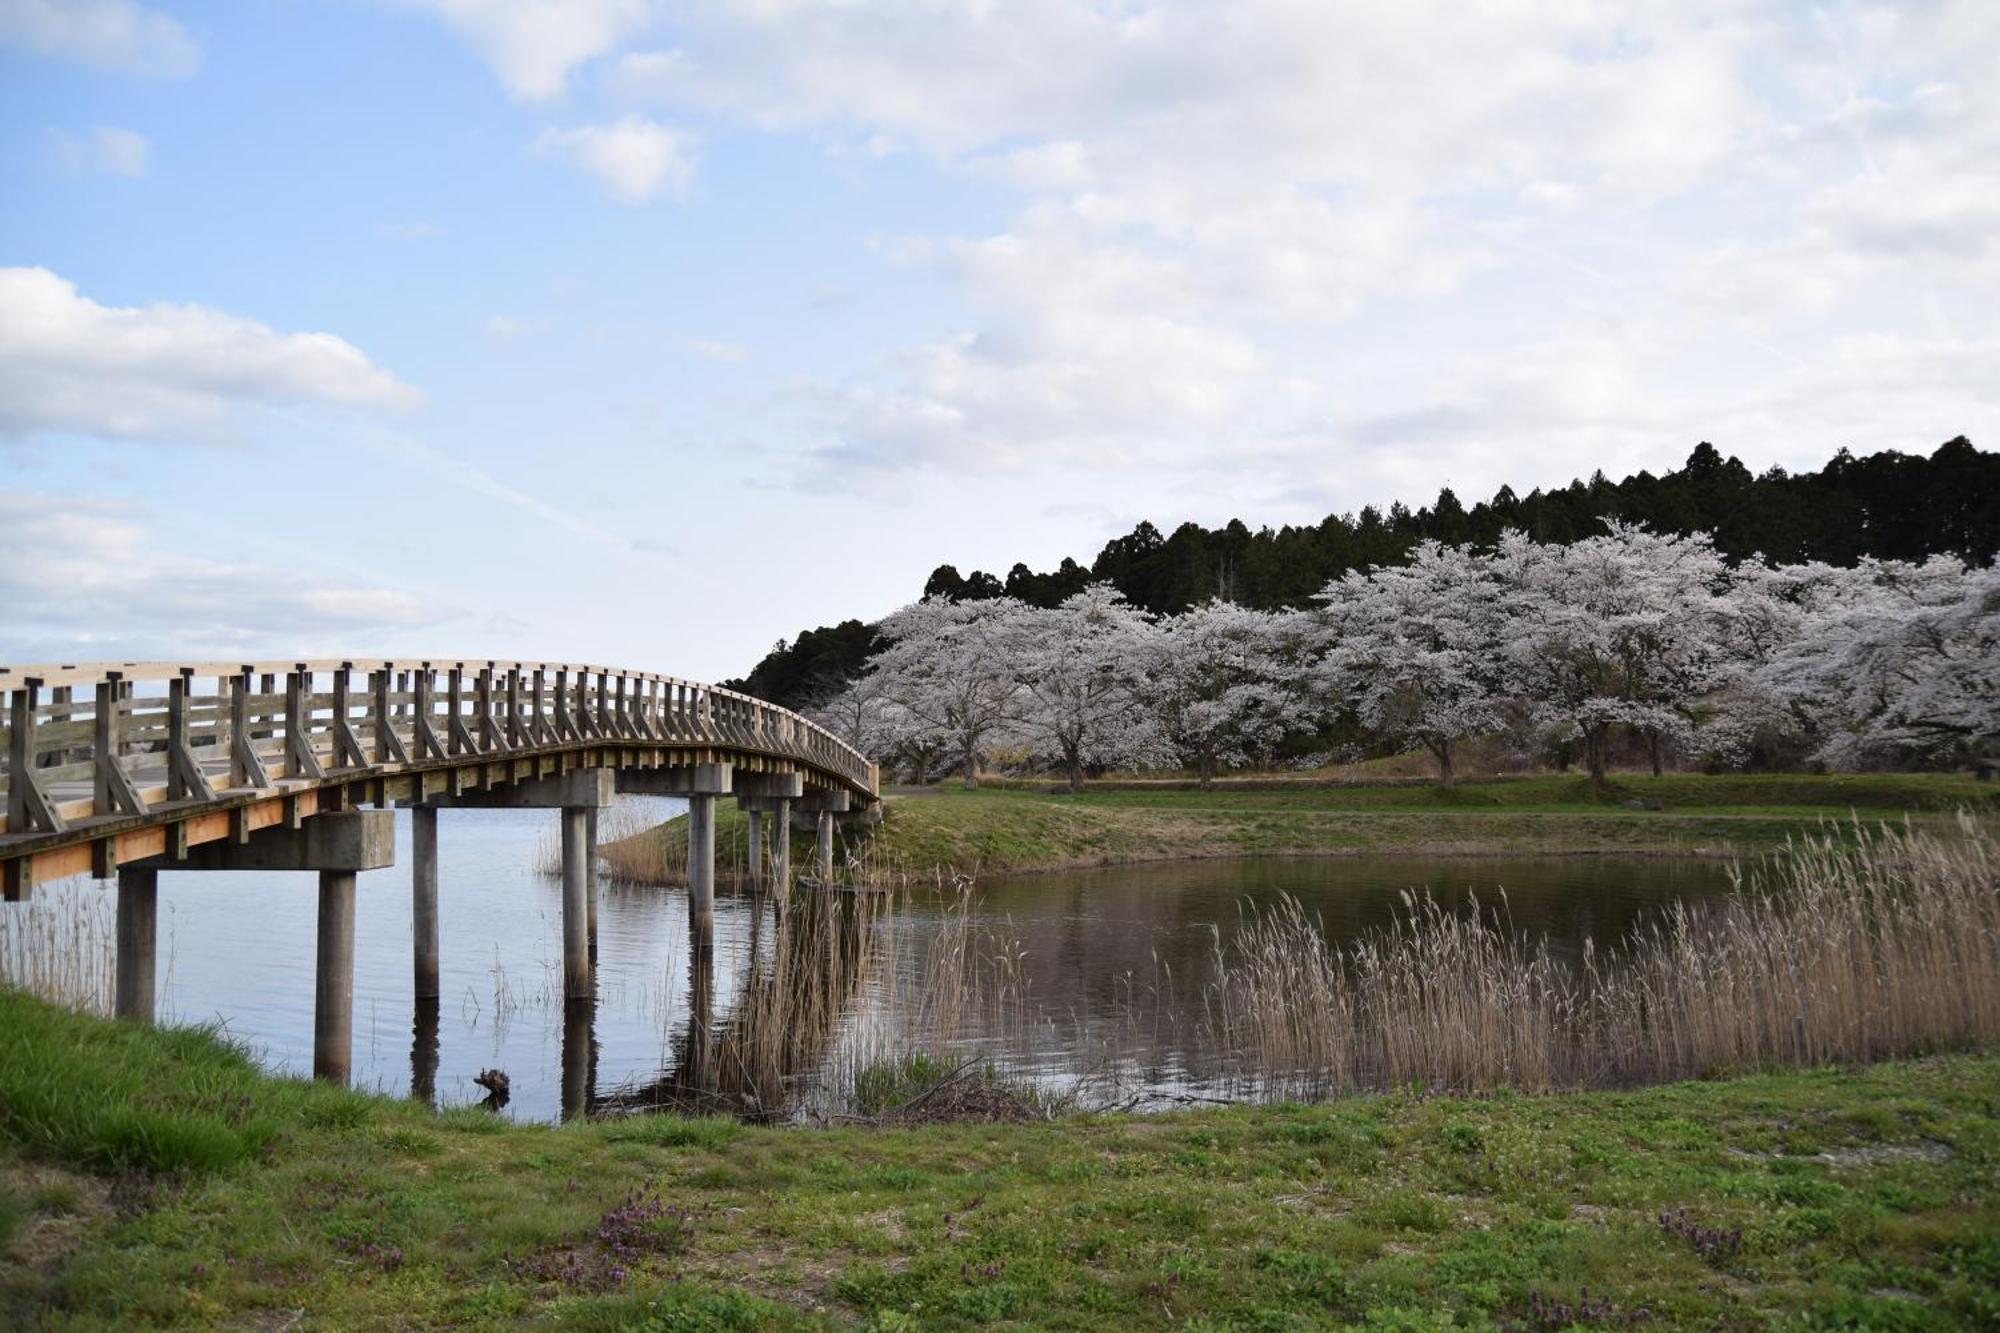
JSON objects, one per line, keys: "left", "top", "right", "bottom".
{"left": 376, "top": 221, "right": 446, "bottom": 240}
{"left": 392, "top": 0, "right": 2000, "bottom": 501}
{"left": 530, "top": 116, "right": 694, "bottom": 202}
{"left": 484, "top": 315, "right": 529, "bottom": 338}
{"left": 600, "top": 0, "right": 1999, "bottom": 493}
{"left": 0, "top": 491, "right": 438, "bottom": 661}
{"left": 399, "top": 0, "right": 652, "bottom": 100}
{"left": 49, "top": 125, "right": 149, "bottom": 177}
{"left": 0, "top": 267, "right": 420, "bottom": 443}
{"left": 685, "top": 338, "right": 748, "bottom": 363}
{"left": 1317, "top": 321, "right": 2000, "bottom": 511}
{"left": 0, "top": 0, "right": 197, "bottom": 76}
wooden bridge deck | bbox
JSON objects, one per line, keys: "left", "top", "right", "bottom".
{"left": 0, "top": 658, "right": 878, "bottom": 897}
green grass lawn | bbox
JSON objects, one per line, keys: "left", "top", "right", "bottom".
{"left": 2, "top": 992, "right": 1995, "bottom": 1329}
{"left": 614, "top": 773, "right": 1997, "bottom": 882}
{"left": 1002, "top": 771, "right": 1997, "bottom": 815}
{"left": 823, "top": 773, "right": 1997, "bottom": 878}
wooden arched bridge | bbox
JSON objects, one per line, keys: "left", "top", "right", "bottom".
{"left": 0, "top": 659, "right": 878, "bottom": 1081}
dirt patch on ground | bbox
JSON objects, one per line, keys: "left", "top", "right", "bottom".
{"left": 1, "top": 1161, "right": 112, "bottom": 1317}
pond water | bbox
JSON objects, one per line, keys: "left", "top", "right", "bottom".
{"left": 4, "top": 801, "right": 1743, "bottom": 1121}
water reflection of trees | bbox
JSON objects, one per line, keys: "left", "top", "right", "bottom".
{"left": 597, "top": 891, "right": 881, "bottom": 1121}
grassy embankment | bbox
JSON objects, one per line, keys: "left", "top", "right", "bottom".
{"left": 3, "top": 990, "right": 1996, "bottom": 1329}
{"left": 609, "top": 772, "right": 1999, "bottom": 882}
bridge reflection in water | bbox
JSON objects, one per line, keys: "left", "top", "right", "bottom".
{"left": 384, "top": 888, "right": 885, "bottom": 1122}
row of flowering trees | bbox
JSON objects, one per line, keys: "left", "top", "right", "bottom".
{"left": 809, "top": 525, "right": 1999, "bottom": 789}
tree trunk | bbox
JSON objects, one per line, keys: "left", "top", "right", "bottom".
{"left": 1198, "top": 753, "right": 1214, "bottom": 792}
{"left": 962, "top": 735, "right": 979, "bottom": 790}
{"left": 1067, "top": 754, "right": 1084, "bottom": 793}
{"left": 1648, "top": 729, "right": 1664, "bottom": 778}
{"left": 1585, "top": 726, "right": 1608, "bottom": 793}
{"left": 1430, "top": 740, "right": 1455, "bottom": 790}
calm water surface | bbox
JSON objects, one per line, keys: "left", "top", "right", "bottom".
{"left": 14, "top": 804, "right": 1741, "bottom": 1120}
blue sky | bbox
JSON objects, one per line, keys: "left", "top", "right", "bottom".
{"left": 3, "top": 1, "right": 1996, "bottom": 678}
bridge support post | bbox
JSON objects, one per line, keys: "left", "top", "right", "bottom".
{"left": 316, "top": 870, "right": 357, "bottom": 1083}
{"left": 128, "top": 810, "right": 394, "bottom": 1085}
{"left": 412, "top": 805, "right": 439, "bottom": 1001}
{"left": 561, "top": 996, "right": 595, "bottom": 1122}
{"left": 114, "top": 866, "right": 157, "bottom": 1023}
{"left": 799, "top": 789, "right": 850, "bottom": 886}
{"left": 688, "top": 794, "right": 717, "bottom": 937}
{"left": 745, "top": 809, "right": 764, "bottom": 893}
{"left": 411, "top": 1000, "right": 440, "bottom": 1108}
{"left": 772, "top": 799, "right": 793, "bottom": 904}
{"left": 561, "top": 806, "right": 593, "bottom": 1000}
{"left": 615, "top": 765, "right": 733, "bottom": 935}
{"left": 586, "top": 806, "right": 599, "bottom": 953}
{"left": 419, "top": 770, "right": 611, "bottom": 1002}
{"left": 731, "top": 774, "right": 803, "bottom": 906}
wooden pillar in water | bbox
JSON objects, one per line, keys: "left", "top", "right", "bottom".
{"left": 816, "top": 809, "right": 835, "bottom": 883}
{"left": 315, "top": 870, "right": 357, "bottom": 1083}
{"left": 745, "top": 809, "right": 764, "bottom": 892}
{"left": 561, "top": 997, "right": 595, "bottom": 1122}
{"left": 585, "top": 805, "right": 599, "bottom": 951}
{"left": 688, "top": 793, "right": 716, "bottom": 937}
{"left": 114, "top": 866, "right": 157, "bottom": 1023}
{"left": 411, "top": 1000, "right": 440, "bottom": 1108}
{"left": 411, "top": 805, "right": 439, "bottom": 1000}
{"left": 561, "top": 806, "right": 592, "bottom": 999}
{"left": 771, "top": 798, "right": 792, "bottom": 906}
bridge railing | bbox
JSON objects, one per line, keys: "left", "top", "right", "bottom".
{"left": 0, "top": 659, "right": 877, "bottom": 838}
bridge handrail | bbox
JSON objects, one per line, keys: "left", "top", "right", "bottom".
{"left": 0, "top": 659, "right": 876, "bottom": 842}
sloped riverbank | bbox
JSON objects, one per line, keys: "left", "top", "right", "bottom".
{"left": 2, "top": 991, "right": 1995, "bottom": 1329}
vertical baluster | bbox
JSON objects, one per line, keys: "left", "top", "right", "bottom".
{"left": 165, "top": 669, "right": 215, "bottom": 804}
{"left": 448, "top": 666, "right": 467, "bottom": 756}
{"left": 475, "top": 665, "right": 500, "bottom": 752}
{"left": 93, "top": 672, "right": 143, "bottom": 817}
{"left": 331, "top": 664, "right": 367, "bottom": 769}
{"left": 231, "top": 666, "right": 272, "bottom": 788}
{"left": 258, "top": 673, "right": 276, "bottom": 744}
{"left": 371, "top": 665, "right": 411, "bottom": 764}
{"left": 285, "top": 664, "right": 326, "bottom": 779}
{"left": 412, "top": 664, "right": 445, "bottom": 761}
{"left": 6, "top": 679, "right": 66, "bottom": 836}
{"left": 506, "top": 667, "right": 525, "bottom": 748}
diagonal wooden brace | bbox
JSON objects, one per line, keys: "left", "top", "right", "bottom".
{"left": 329, "top": 667, "right": 370, "bottom": 770}
{"left": 166, "top": 673, "right": 218, "bottom": 803}
{"left": 412, "top": 668, "right": 447, "bottom": 761}
{"left": 93, "top": 678, "right": 145, "bottom": 817}
{"left": 371, "top": 668, "right": 412, "bottom": 764}
{"left": 285, "top": 667, "right": 327, "bottom": 780}
{"left": 230, "top": 669, "right": 273, "bottom": 789}
{"left": 7, "top": 681, "right": 67, "bottom": 835}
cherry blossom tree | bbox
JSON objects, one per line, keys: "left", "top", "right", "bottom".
{"left": 1010, "top": 584, "right": 1168, "bottom": 790}
{"left": 1140, "top": 602, "right": 1314, "bottom": 788}
{"left": 1758, "top": 557, "right": 2000, "bottom": 767}
{"left": 1313, "top": 541, "right": 1505, "bottom": 788}
{"left": 867, "top": 595, "right": 1026, "bottom": 788}
{"left": 1493, "top": 524, "right": 1742, "bottom": 788}
{"left": 805, "top": 671, "right": 910, "bottom": 762}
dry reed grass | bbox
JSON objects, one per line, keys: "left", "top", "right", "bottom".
{"left": 1201, "top": 815, "right": 1999, "bottom": 1099}
{"left": 0, "top": 879, "right": 116, "bottom": 1016}
{"left": 608, "top": 816, "right": 1997, "bottom": 1118}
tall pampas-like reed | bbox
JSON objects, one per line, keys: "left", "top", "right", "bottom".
{"left": 1200, "top": 815, "right": 1998, "bottom": 1100}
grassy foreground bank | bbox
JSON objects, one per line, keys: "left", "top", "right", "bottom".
{"left": 2, "top": 993, "right": 1996, "bottom": 1330}
{"left": 616, "top": 773, "right": 1998, "bottom": 881}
